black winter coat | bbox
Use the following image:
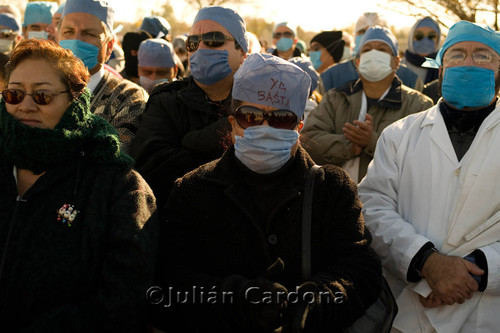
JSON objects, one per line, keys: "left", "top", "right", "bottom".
{"left": 0, "top": 150, "right": 158, "bottom": 332}
{"left": 152, "top": 146, "right": 382, "bottom": 332}
{"left": 131, "top": 77, "right": 232, "bottom": 208}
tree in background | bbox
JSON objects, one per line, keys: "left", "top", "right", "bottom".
{"left": 185, "top": 0, "right": 248, "bottom": 11}
{"left": 386, "top": 0, "right": 499, "bottom": 29}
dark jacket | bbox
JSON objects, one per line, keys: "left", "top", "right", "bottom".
{"left": 131, "top": 76, "right": 231, "bottom": 208}
{"left": 0, "top": 150, "right": 158, "bottom": 332}
{"left": 152, "top": 146, "right": 382, "bottom": 332}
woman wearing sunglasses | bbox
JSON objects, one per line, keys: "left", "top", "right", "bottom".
{"left": 401, "top": 17, "right": 441, "bottom": 85}
{"left": 0, "top": 39, "right": 157, "bottom": 331}
{"left": 151, "top": 53, "right": 382, "bottom": 332}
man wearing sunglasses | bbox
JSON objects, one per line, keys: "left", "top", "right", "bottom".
{"left": 271, "top": 21, "right": 302, "bottom": 60}
{"left": 58, "top": 0, "right": 148, "bottom": 155}
{"left": 132, "top": 6, "right": 248, "bottom": 209}
{"left": 359, "top": 21, "right": 500, "bottom": 332}
{"left": 302, "top": 26, "right": 433, "bottom": 183}
{"left": 0, "top": 13, "right": 21, "bottom": 55}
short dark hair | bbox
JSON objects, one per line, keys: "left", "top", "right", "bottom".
{"left": 5, "top": 39, "right": 89, "bottom": 98}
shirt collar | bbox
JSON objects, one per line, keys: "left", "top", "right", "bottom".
{"left": 87, "top": 67, "right": 106, "bottom": 93}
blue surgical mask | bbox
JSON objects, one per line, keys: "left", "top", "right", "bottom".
{"left": 139, "top": 76, "right": 169, "bottom": 94}
{"left": 353, "top": 34, "right": 363, "bottom": 56}
{"left": 413, "top": 38, "right": 436, "bottom": 56}
{"left": 234, "top": 125, "right": 299, "bottom": 174}
{"left": 28, "top": 31, "right": 49, "bottom": 40}
{"left": 189, "top": 49, "right": 232, "bottom": 85}
{"left": 59, "top": 39, "right": 100, "bottom": 70}
{"left": 442, "top": 66, "right": 496, "bottom": 109}
{"left": 276, "top": 37, "right": 294, "bottom": 52}
{"left": 309, "top": 50, "right": 322, "bottom": 70}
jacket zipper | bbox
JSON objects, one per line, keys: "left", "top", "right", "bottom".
{"left": 0, "top": 195, "right": 27, "bottom": 312}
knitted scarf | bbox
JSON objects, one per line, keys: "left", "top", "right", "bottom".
{"left": 0, "top": 89, "right": 133, "bottom": 174}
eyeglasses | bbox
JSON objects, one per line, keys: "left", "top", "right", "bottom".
{"left": 414, "top": 31, "right": 438, "bottom": 41}
{"left": 0, "top": 29, "right": 15, "bottom": 39}
{"left": 443, "top": 50, "right": 500, "bottom": 66}
{"left": 186, "top": 31, "right": 235, "bottom": 52}
{"left": 273, "top": 31, "right": 294, "bottom": 39}
{"left": 2, "top": 89, "right": 70, "bottom": 105}
{"left": 234, "top": 105, "right": 298, "bottom": 130}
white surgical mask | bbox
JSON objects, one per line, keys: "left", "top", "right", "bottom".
{"left": 358, "top": 50, "right": 393, "bottom": 82}
{"left": 0, "top": 39, "right": 13, "bottom": 54}
{"left": 27, "top": 31, "right": 49, "bottom": 40}
{"left": 139, "top": 76, "right": 169, "bottom": 94}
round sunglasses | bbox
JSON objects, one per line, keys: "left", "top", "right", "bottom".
{"left": 186, "top": 31, "right": 235, "bottom": 52}
{"left": 234, "top": 105, "right": 298, "bottom": 130}
{"left": 2, "top": 89, "right": 70, "bottom": 105}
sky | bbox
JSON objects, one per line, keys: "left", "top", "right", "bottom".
{"left": 109, "top": 0, "right": 421, "bottom": 32}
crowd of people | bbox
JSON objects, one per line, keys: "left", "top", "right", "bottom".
{"left": 0, "top": 0, "right": 498, "bottom": 332}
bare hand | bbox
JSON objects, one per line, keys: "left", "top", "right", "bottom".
{"left": 422, "top": 253, "right": 484, "bottom": 305}
{"left": 419, "top": 292, "right": 445, "bottom": 308}
{"left": 343, "top": 114, "right": 374, "bottom": 148}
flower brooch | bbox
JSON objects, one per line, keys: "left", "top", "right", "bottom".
{"left": 57, "top": 204, "right": 79, "bottom": 227}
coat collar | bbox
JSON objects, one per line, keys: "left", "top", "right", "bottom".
{"left": 336, "top": 77, "right": 403, "bottom": 110}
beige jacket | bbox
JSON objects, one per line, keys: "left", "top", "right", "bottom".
{"left": 301, "top": 78, "right": 433, "bottom": 179}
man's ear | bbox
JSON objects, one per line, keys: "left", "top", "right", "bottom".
{"left": 297, "top": 121, "right": 304, "bottom": 132}
{"left": 392, "top": 55, "right": 400, "bottom": 70}
{"left": 105, "top": 37, "right": 115, "bottom": 59}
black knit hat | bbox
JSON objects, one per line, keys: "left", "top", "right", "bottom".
{"left": 310, "top": 31, "right": 345, "bottom": 62}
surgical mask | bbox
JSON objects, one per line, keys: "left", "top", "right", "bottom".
{"left": 340, "top": 46, "right": 352, "bottom": 61}
{"left": 0, "top": 39, "right": 13, "bottom": 54}
{"left": 234, "top": 125, "right": 298, "bottom": 174}
{"left": 59, "top": 39, "right": 100, "bottom": 70}
{"left": 353, "top": 35, "right": 363, "bottom": 56}
{"left": 28, "top": 31, "right": 49, "bottom": 40}
{"left": 189, "top": 49, "right": 232, "bottom": 85}
{"left": 276, "top": 37, "right": 294, "bottom": 52}
{"left": 309, "top": 50, "right": 322, "bottom": 70}
{"left": 413, "top": 38, "right": 435, "bottom": 56}
{"left": 442, "top": 66, "right": 496, "bottom": 109}
{"left": 358, "top": 50, "right": 393, "bottom": 82}
{"left": 139, "top": 76, "right": 169, "bottom": 94}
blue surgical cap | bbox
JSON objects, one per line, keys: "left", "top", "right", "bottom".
{"left": 233, "top": 53, "right": 311, "bottom": 118}
{"left": 193, "top": 6, "right": 248, "bottom": 53}
{"left": 23, "top": 1, "right": 57, "bottom": 27}
{"left": 62, "top": 0, "right": 114, "bottom": 33}
{"left": 140, "top": 16, "right": 170, "bottom": 38}
{"left": 426, "top": 21, "right": 500, "bottom": 68}
{"left": 138, "top": 38, "right": 176, "bottom": 68}
{"left": 288, "top": 57, "right": 319, "bottom": 94}
{"left": 0, "top": 13, "right": 21, "bottom": 33}
{"left": 359, "top": 26, "right": 398, "bottom": 56}
{"left": 56, "top": 2, "right": 65, "bottom": 15}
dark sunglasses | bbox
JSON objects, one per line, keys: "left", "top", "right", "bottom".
{"left": 414, "top": 31, "right": 438, "bottom": 41}
{"left": 186, "top": 31, "right": 235, "bottom": 52}
{"left": 2, "top": 89, "right": 70, "bottom": 105}
{"left": 273, "top": 31, "right": 293, "bottom": 39}
{"left": 235, "top": 105, "right": 298, "bottom": 130}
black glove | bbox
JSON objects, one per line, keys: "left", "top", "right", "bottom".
{"left": 282, "top": 281, "right": 318, "bottom": 333}
{"left": 225, "top": 258, "right": 288, "bottom": 332}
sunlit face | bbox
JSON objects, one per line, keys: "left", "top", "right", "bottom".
{"left": 188, "top": 20, "right": 246, "bottom": 82}
{"left": 272, "top": 25, "right": 296, "bottom": 46}
{"left": 46, "top": 12, "right": 62, "bottom": 42}
{"left": 59, "top": 12, "right": 114, "bottom": 74}
{"left": 138, "top": 66, "right": 176, "bottom": 81}
{"left": 357, "top": 40, "right": 400, "bottom": 71}
{"left": 228, "top": 101, "right": 302, "bottom": 155}
{"left": 5, "top": 58, "right": 72, "bottom": 129}
{"left": 309, "top": 41, "right": 334, "bottom": 73}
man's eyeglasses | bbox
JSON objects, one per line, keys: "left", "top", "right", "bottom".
{"left": 0, "top": 29, "right": 15, "bottom": 39}
{"left": 273, "top": 31, "right": 294, "bottom": 39}
{"left": 443, "top": 50, "right": 500, "bottom": 66}
{"left": 186, "top": 31, "right": 235, "bottom": 52}
{"left": 234, "top": 105, "right": 298, "bottom": 130}
{"left": 2, "top": 89, "right": 71, "bottom": 105}
{"left": 414, "top": 31, "right": 438, "bottom": 41}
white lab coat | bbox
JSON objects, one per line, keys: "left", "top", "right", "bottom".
{"left": 359, "top": 101, "right": 500, "bottom": 333}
